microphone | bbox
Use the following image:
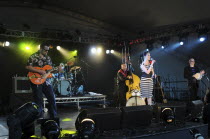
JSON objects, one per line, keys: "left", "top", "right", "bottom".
{"left": 150, "top": 58, "right": 156, "bottom": 63}
{"left": 151, "top": 58, "right": 155, "bottom": 61}
{"left": 149, "top": 58, "right": 155, "bottom": 64}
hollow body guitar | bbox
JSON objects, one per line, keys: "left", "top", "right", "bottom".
{"left": 28, "top": 65, "right": 58, "bottom": 85}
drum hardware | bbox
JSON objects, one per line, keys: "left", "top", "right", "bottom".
{"left": 52, "top": 62, "right": 86, "bottom": 96}
{"left": 70, "top": 66, "right": 81, "bottom": 71}
{"left": 70, "top": 66, "right": 81, "bottom": 85}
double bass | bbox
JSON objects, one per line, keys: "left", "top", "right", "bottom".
{"left": 125, "top": 54, "right": 141, "bottom": 100}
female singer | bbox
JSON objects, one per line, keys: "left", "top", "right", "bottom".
{"left": 140, "top": 52, "right": 155, "bottom": 105}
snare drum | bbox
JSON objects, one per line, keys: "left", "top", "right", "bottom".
{"left": 126, "top": 97, "right": 146, "bottom": 106}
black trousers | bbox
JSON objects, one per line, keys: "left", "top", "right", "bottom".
{"left": 115, "top": 84, "right": 127, "bottom": 107}
{"left": 30, "top": 82, "right": 57, "bottom": 118}
{"left": 188, "top": 82, "right": 199, "bottom": 101}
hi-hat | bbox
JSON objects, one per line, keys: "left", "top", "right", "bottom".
{"left": 70, "top": 66, "right": 81, "bottom": 71}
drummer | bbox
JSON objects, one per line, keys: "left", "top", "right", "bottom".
{"left": 58, "top": 63, "right": 65, "bottom": 80}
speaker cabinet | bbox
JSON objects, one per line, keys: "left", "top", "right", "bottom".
{"left": 76, "top": 108, "right": 121, "bottom": 131}
{"left": 121, "top": 105, "right": 153, "bottom": 128}
{"left": 187, "top": 100, "right": 204, "bottom": 119}
{"left": 154, "top": 102, "right": 186, "bottom": 124}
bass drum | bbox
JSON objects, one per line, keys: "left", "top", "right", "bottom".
{"left": 57, "top": 80, "right": 72, "bottom": 96}
{"left": 126, "top": 97, "right": 146, "bottom": 106}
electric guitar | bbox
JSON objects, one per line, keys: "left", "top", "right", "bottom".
{"left": 28, "top": 65, "right": 58, "bottom": 85}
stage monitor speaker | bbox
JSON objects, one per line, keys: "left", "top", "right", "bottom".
{"left": 154, "top": 102, "right": 186, "bottom": 124}
{"left": 121, "top": 105, "right": 153, "bottom": 128}
{"left": 75, "top": 107, "right": 121, "bottom": 131}
{"left": 187, "top": 100, "right": 204, "bottom": 119}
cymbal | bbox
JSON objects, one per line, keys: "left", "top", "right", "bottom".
{"left": 70, "top": 66, "right": 81, "bottom": 71}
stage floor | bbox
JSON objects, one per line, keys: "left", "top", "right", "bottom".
{"left": 0, "top": 103, "right": 208, "bottom": 139}
{"left": 0, "top": 104, "right": 88, "bottom": 139}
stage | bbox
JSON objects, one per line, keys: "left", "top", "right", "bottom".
{"left": 1, "top": 100, "right": 209, "bottom": 139}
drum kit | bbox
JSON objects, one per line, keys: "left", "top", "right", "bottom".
{"left": 52, "top": 65, "right": 85, "bottom": 97}
{"left": 126, "top": 89, "right": 146, "bottom": 106}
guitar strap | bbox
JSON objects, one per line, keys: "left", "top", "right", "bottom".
{"left": 118, "top": 69, "right": 127, "bottom": 77}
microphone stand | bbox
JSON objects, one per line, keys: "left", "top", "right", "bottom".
{"left": 79, "top": 59, "right": 93, "bottom": 93}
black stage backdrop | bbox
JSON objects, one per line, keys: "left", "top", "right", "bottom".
{"left": 0, "top": 41, "right": 122, "bottom": 105}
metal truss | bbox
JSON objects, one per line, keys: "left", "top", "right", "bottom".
{"left": 43, "top": 95, "right": 106, "bottom": 110}
{"left": 0, "top": 28, "right": 112, "bottom": 44}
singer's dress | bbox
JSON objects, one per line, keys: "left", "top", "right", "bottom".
{"left": 140, "top": 64, "right": 153, "bottom": 98}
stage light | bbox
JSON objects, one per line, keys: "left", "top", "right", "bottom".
{"left": 189, "top": 128, "right": 204, "bottom": 139}
{"left": 110, "top": 50, "right": 114, "bottom": 53}
{"left": 179, "top": 33, "right": 188, "bottom": 46}
{"left": 4, "top": 41, "right": 10, "bottom": 46}
{"left": 160, "top": 37, "right": 169, "bottom": 49}
{"left": 26, "top": 46, "right": 30, "bottom": 50}
{"left": 56, "top": 46, "right": 61, "bottom": 50}
{"left": 77, "top": 118, "right": 95, "bottom": 139}
{"left": 91, "top": 48, "right": 96, "bottom": 54}
{"left": 199, "top": 37, "right": 206, "bottom": 42}
{"left": 146, "top": 49, "right": 149, "bottom": 51}
{"left": 41, "top": 120, "right": 60, "bottom": 139}
{"left": 7, "top": 102, "right": 40, "bottom": 139}
{"left": 97, "top": 48, "right": 102, "bottom": 54}
{"left": 197, "top": 27, "right": 208, "bottom": 43}
{"left": 106, "top": 50, "right": 110, "bottom": 54}
{"left": 161, "top": 108, "right": 174, "bottom": 123}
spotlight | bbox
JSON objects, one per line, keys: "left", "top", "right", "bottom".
{"left": 97, "top": 48, "right": 102, "bottom": 54}
{"left": 77, "top": 118, "right": 95, "bottom": 139}
{"left": 106, "top": 50, "right": 110, "bottom": 54}
{"left": 110, "top": 50, "right": 114, "bottom": 53}
{"left": 26, "top": 46, "right": 30, "bottom": 50}
{"left": 91, "top": 48, "right": 96, "bottom": 54}
{"left": 7, "top": 102, "right": 40, "bottom": 139}
{"left": 160, "top": 37, "right": 169, "bottom": 49}
{"left": 197, "top": 27, "right": 208, "bottom": 43}
{"left": 199, "top": 37, "right": 206, "bottom": 42}
{"left": 41, "top": 120, "right": 60, "bottom": 139}
{"left": 161, "top": 108, "right": 174, "bottom": 123}
{"left": 146, "top": 49, "right": 149, "bottom": 51}
{"left": 180, "top": 41, "right": 184, "bottom": 45}
{"left": 57, "top": 46, "right": 61, "bottom": 50}
{"left": 3, "top": 41, "right": 10, "bottom": 46}
{"left": 189, "top": 128, "right": 204, "bottom": 139}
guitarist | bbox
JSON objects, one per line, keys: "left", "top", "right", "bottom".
{"left": 184, "top": 58, "right": 205, "bottom": 101}
{"left": 26, "top": 42, "right": 57, "bottom": 119}
{"left": 116, "top": 64, "right": 132, "bottom": 107}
